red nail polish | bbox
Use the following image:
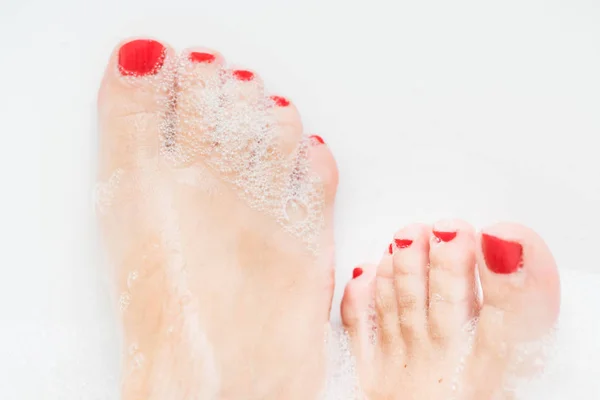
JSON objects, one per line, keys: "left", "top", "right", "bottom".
{"left": 433, "top": 230, "right": 457, "bottom": 242}
{"left": 118, "top": 39, "right": 166, "bottom": 76}
{"left": 309, "top": 135, "right": 325, "bottom": 146}
{"left": 394, "top": 239, "right": 413, "bottom": 249}
{"left": 352, "top": 267, "right": 363, "bottom": 279}
{"left": 233, "top": 69, "right": 254, "bottom": 81}
{"left": 189, "top": 52, "right": 216, "bottom": 63}
{"left": 481, "top": 233, "right": 523, "bottom": 274}
{"left": 388, "top": 243, "right": 393, "bottom": 254}
{"left": 270, "top": 95, "right": 290, "bottom": 107}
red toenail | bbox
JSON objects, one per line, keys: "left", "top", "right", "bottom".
{"left": 233, "top": 69, "right": 254, "bottom": 81}
{"left": 388, "top": 243, "right": 393, "bottom": 254}
{"left": 481, "top": 233, "right": 523, "bottom": 274}
{"left": 118, "top": 39, "right": 166, "bottom": 76}
{"left": 270, "top": 95, "right": 290, "bottom": 107}
{"left": 189, "top": 52, "right": 216, "bottom": 63}
{"left": 352, "top": 267, "right": 363, "bottom": 279}
{"left": 309, "top": 135, "right": 325, "bottom": 145}
{"left": 433, "top": 230, "right": 457, "bottom": 242}
{"left": 394, "top": 239, "right": 413, "bottom": 249}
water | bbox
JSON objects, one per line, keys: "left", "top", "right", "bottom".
{"left": 3, "top": 0, "right": 600, "bottom": 397}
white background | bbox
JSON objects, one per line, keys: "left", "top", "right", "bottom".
{"left": 1, "top": 0, "right": 599, "bottom": 398}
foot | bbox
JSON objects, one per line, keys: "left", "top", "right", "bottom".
{"left": 341, "top": 220, "right": 560, "bottom": 400}
{"left": 96, "top": 38, "right": 338, "bottom": 400}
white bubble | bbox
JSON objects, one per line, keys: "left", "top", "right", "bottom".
{"left": 128, "top": 342, "right": 138, "bottom": 355}
{"left": 132, "top": 352, "right": 145, "bottom": 370}
{"left": 119, "top": 292, "right": 131, "bottom": 311}
{"left": 127, "top": 270, "right": 138, "bottom": 289}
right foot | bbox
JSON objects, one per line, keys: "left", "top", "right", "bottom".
{"left": 341, "top": 221, "right": 560, "bottom": 400}
{"left": 96, "top": 39, "right": 338, "bottom": 400}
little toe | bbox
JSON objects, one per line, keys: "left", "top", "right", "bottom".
{"left": 428, "top": 219, "right": 478, "bottom": 341}
{"left": 390, "top": 223, "right": 431, "bottom": 343}
{"left": 341, "top": 264, "right": 377, "bottom": 362}
{"left": 97, "top": 38, "right": 177, "bottom": 179}
{"left": 303, "top": 134, "right": 338, "bottom": 266}
{"left": 307, "top": 135, "right": 338, "bottom": 207}
{"left": 476, "top": 222, "right": 560, "bottom": 344}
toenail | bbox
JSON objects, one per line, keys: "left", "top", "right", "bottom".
{"left": 233, "top": 69, "right": 255, "bottom": 81}
{"left": 118, "top": 39, "right": 166, "bottom": 77}
{"left": 394, "top": 238, "right": 413, "bottom": 249}
{"left": 388, "top": 243, "right": 393, "bottom": 254}
{"left": 189, "top": 52, "right": 216, "bottom": 63}
{"left": 352, "top": 267, "right": 363, "bottom": 279}
{"left": 309, "top": 135, "right": 325, "bottom": 146}
{"left": 481, "top": 233, "right": 523, "bottom": 274}
{"left": 270, "top": 95, "right": 290, "bottom": 107}
{"left": 433, "top": 230, "right": 457, "bottom": 243}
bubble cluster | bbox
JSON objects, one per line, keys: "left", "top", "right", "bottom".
{"left": 321, "top": 325, "right": 364, "bottom": 400}
{"left": 119, "top": 292, "right": 131, "bottom": 311}
{"left": 93, "top": 168, "right": 124, "bottom": 215}
{"left": 132, "top": 54, "right": 327, "bottom": 252}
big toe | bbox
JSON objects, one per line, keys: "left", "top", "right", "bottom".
{"left": 476, "top": 222, "right": 560, "bottom": 344}
{"left": 97, "top": 38, "right": 177, "bottom": 180}
{"left": 466, "top": 222, "right": 560, "bottom": 397}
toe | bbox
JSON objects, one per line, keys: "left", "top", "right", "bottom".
{"left": 220, "top": 72, "right": 304, "bottom": 168}
{"left": 223, "top": 67, "right": 267, "bottom": 117}
{"left": 468, "top": 223, "right": 560, "bottom": 394}
{"left": 171, "top": 47, "right": 226, "bottom": 165}
{"left": 390, "top": 223, "right": 431, "bottom": 343}
{"left": 476, "top": 222, "right": 560, "bottom": 344}
{"left": 267, "top": 95, "right": 303, "bottom": 157}
{"left": 173, "top": 59, "right": 299, "bottom": 179}
{"left": 186, "top": 47, "right": 225, "bottom": 65}
{"left": 428, "top": 219, "right": 478, "bottom": 341}
{"left": 97, "top": 38, "right": 177, "bottom": 179}
{"left": 307, "top": 135, "right": 338, "bottom": 206}
{"left": 374, "top": 254, "right": 404, "bottom": 354}
{"left": 208, "top": 66, "right": 266, "bottom": 107}
{"left": 304, "top": 135, "right": 337, "bottom": 268}
{"left": 341, "top": 264, "right": 377, "bottom": 361}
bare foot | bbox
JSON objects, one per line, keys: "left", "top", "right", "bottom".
{"left": 96, "top": 38, "right": 338, "bottom": 400}
{"left": 341, "top": 220, "right": 560, "bottom": 400}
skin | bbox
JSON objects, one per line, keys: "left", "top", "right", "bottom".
{"left": 341, "top": 221, "right": 560, "bottom": 399}
{"left": 97, "top": 39, "right": 338, "bottom": 400}
{"left": 98, "top": 38, "right": 560, "bottom": 400}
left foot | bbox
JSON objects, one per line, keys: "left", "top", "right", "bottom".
{"left": 96, "top": 38, "right": 339, "bottom": 400}
{"left": 341, "top": 220, "right": 560, "bottom": 400}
